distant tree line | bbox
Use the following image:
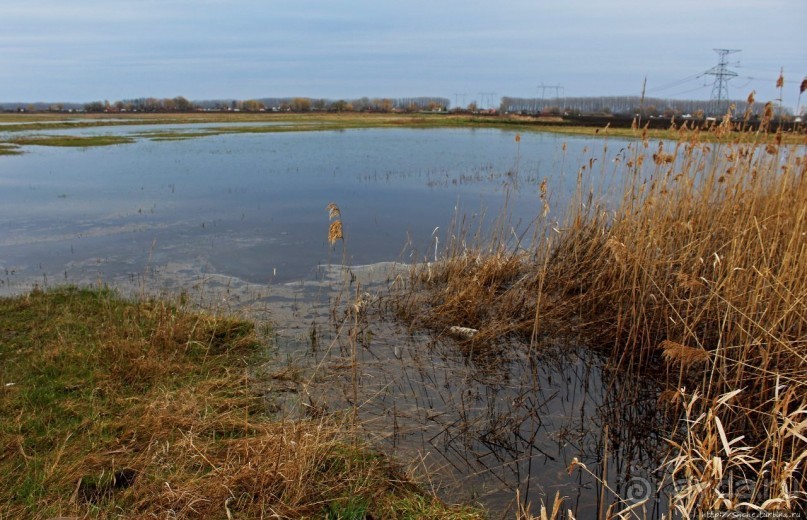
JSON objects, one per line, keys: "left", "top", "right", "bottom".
{"left": 76, "top": 96, "right": 450, "bottom": 113}
{"left": 499, "top": 95, "right": 786, "bottom": 117}
{"left": 83, "top": 96, "right": 195, "bottom": 112}
{"left": 0, "top": 102, "right": 83, "bottom": 112}
{"left": 193, "top": 96, "right": 450, "bottom": 113}
{"left": 6, "top": 94, "right": 791, "bottom": 118}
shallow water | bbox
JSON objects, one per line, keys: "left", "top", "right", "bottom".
{"left": 0, "top": 127, "right": 670, "bottom": 515}
{"left": 302, "top": 318, "right": 669, "bottom": 516}
{"left": 0, "top": 127, "right": 636, "bottom": 290}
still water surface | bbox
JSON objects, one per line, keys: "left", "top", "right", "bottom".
{"left": 0, "top": 126, "right": 668, "bottom": 516}
{"left": 0, "top": 126, "right": 632, "bottom": 287}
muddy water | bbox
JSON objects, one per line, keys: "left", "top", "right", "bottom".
{"left": 0, "top": 127, "right": 671, "bottom": 515}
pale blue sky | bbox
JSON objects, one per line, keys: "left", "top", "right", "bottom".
{"left": 2, "top": 0, "right": 805, "bottom": 109}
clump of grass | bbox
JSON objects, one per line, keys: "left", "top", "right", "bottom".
{"left": 0, "top": 287, "right": 480, "bottom": 519}
{"left": 10, "top": 135, "right": 134, "bottom": 148}
{"left": 395, "top": 114, "right": 807, "bottom": 513}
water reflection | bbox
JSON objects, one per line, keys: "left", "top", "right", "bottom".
{"left": 252, "top": 265, "right": 671, "bottom": 518}
{"left": 0, "top": 128, "right": 635, "bottom": 295}
{"left": 298, "top": 313, "right": 670, "bottom": 517}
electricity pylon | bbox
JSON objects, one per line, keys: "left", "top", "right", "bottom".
{"left": 704, "top": 49, "right": 740, "bottom": 115}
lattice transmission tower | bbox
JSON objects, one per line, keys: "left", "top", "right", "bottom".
{"left": 704, "top": 49, "right": 740, "bottom": 115}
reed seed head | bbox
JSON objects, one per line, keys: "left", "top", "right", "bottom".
{"left": 326, "top": 202, "right": 341, "bottom": 221}
{"left": 763, "top": 102, "right": 774, "bottom": 120}
{"left": 660, "top": 340, "right": 709, "bottom": 367}
{"left": 328, "top": 220, "right": 343, "bottom": 245}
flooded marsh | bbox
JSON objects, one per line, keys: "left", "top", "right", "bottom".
{"left": 2, "top": 121, "right": 803, "bottom": 517}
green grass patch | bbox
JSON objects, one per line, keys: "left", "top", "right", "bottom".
{"left": 9, "top": 135, "right": 135, "bottom": 148}
{"left": 0, "top": 287, "right": 481, "bottom": 519}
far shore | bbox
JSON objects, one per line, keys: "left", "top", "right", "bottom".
{"left": 0, "top": 111, "right": 802, "bottom": 156}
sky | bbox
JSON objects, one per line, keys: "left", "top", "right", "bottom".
{"left": 1, "top": 0, "right": 805, "bottom": 110}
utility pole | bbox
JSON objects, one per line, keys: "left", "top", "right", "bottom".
{"left": 704, "top": 49, "right": 740, "bottom": 115}
{"left": 639, "top": 76, "right": 647, "bottom": 125}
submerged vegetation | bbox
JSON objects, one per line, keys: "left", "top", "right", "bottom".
{"left": 396, "top": 117, "right": 807, "bottom": 515}
{"left": 0, "top": 287, "right": 481, "bottom": 519}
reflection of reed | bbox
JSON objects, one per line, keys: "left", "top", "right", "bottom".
{"left": 305, "top": 312, "right": 669, "bottom": 517}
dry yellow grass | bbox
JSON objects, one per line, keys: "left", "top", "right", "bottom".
{"left": 0, "top": 288, "right": 482, "bottom": 519}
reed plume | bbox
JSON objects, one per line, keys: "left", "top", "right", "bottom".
{"left": 659, "top": 340, "right": 709, "bottom": 367}
{"left": 326, "top": 202, "right": 341, "bottom": 220}
{"left": 328, "top": 220, "right": 343, "bottom": 245}
{"left": 326, "top": 203, "right": 344, "bottom": 245}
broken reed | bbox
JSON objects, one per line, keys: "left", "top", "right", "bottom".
{"left": 397, "top": 117, "right": 807, "bottom": 508}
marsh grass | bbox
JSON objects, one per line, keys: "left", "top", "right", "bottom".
{"left": 10, "top": 135, "right": 135, "bottom": 147}
{"left": 395, "top": 114, "right": 807, "bottom": 514}
{"left": 0, "top": 287, "right": 481, "bottom": 519}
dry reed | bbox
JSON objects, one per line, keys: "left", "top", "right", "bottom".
{"left": 394, "top": 112, "right": 807, "bottom": 513}
{"left": 328, "top": 220, "right": 344, "bottom": 245}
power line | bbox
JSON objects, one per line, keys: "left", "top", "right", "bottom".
{"left": 647, "top": 73, "right": 706, "bottom": 94}
{"left": 740, "top": 75, "right": 800, "bottom": 85}
{"left": 666, "top": 84, "right": 711, "bottom": 98}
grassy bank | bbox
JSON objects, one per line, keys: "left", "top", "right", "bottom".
{"left": 396, "top": 119, "right": 806, "bottom": 514}
{"left": 0, "top": 287, "right": 481, "bottom": 519}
